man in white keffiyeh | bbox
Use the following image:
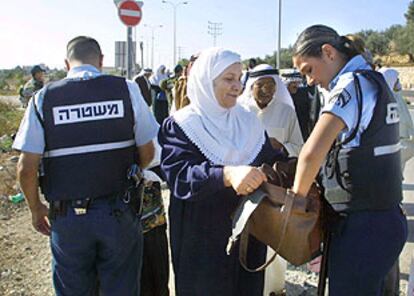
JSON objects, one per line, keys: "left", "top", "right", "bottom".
{"left": 239, "top": 64, "right": 304, "bottom": 157}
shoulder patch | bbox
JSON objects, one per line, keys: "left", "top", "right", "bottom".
{"left": 328, "top": 88, "right": 352, "bottom": 108}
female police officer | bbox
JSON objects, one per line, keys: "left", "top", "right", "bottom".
{"left": 291, "top": 25, "right": 407, "bottom": 295}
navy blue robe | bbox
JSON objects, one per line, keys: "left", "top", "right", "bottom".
{"left": 158, "top": 117, "right": 283, "bottom": 296}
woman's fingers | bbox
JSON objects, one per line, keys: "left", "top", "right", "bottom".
{"left": 257, "top": 169, "right": 268, "bottom": 182}
{"left": 226, "top": 165, "right": 269, "bottom": 196}
{"left": 244, "top": 168, "right": 267, "bottom": 188}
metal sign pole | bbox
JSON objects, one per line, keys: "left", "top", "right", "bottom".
{"left": 127, "top": 26, "right": 133, "bottom": 79}
{"left": 140, "top": 41, "right": 144, "bottom": 69}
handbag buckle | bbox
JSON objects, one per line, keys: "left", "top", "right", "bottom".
{"left": 226, "top": 237, "right": 237, "bottom": 255}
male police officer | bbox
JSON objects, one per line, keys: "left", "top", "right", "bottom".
{"left": 13, "top": 36, "right": 158, "bottom": 295}
{"left": 19, "top": 65, "right": 46, "bottom": 107}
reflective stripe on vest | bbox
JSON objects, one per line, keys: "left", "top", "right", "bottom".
{"left": 43, "top": 139, "right": 136, "bottom": 158}
{"left": 373, "top": 142, "right": 402, "bottom": 157}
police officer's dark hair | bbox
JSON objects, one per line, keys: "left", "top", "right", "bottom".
{"left": 66, "top": 36, "right": 102, "bottom": 63}
{"left": 248, "top": 58, "right": 257, "bottom": 68}
{"left": 293, "top": 25, "right": 359, "bottom": 61}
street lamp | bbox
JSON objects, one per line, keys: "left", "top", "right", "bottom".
{"left": 276, "top": 0, "right": 282, "bottom": 69}
{"left": 144, "top": 24, "right": 163, "bottom": 70}
{"left": 162, "top": 0, "right": 188, "bottom": 66}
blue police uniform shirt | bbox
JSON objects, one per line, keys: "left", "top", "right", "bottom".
{"left": 321, "top": 55, "right": 376, "bottom": 148}
{"left": 13, "top": 65, "right": 159, "bottom": 153}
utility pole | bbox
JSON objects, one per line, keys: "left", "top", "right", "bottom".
{"left": 144, "top": 24, "right": 163, "bottom": 70}
{"left": 208, "top": 21, "right": 222, "bottom": 46}
{"left": 177, "top": 46, "right": 185, "bottom": 62}
{"left": 162, "top": 1, "right": 189, "bottom": 66}
{"left": 140, "top": 41, "right": 144, "bottom": 69}
{"left": 276, "top": 0, "right": 282, "bottom": 69}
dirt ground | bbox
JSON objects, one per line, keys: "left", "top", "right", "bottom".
{"left": 0, "top": 152, "right": 52, "bottom": 296}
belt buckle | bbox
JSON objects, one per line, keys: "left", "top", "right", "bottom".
{"left": 73, "top": 198, "right": 90, "bottom": 215}
{"left": 74, "top": 208, "right": 87, "bottom": 215}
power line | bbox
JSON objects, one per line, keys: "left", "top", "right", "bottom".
{"left": 208, "top": 21, "right": 222, "bottom": 46}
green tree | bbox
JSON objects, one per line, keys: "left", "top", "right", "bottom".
{"left": 394, "top": 25, "right": 414, "bottom": 62}
{"left": 405, "top": 0, "right": 414, "bottom": 24}
{"left": 177, "top": 58, "right": 189, "bottom": 67}
{"left": 48, "top": 69, "right": 67, "bottom": 82}
{"left": 280, "top": 47, "right": 294, "bottom": 69}
{"left": 384, "top": 24, "right": 404, "bottom": 41}
{"left": 394, "top": 1, "right": 414, "bottom": 62}
{"left": 0, "top": 79, "right": 8, "bottom": 91}
{"left": 253, "top": 47, "right": 293, "bottom": 70}
{"left": 365, "top": 31, "right": 389, "bottom": 55}
{"left": 355, "top": 29, "right": 375, "bottom": 41}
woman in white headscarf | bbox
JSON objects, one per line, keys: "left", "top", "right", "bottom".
{"left": 239, "top": 64, "right": 304, "bottom": 157}
{"left": 158, "top": 48, "right": 284, "bottom": 295}
{"left": 149, "top": 65, "right": 168, "bottom": 86}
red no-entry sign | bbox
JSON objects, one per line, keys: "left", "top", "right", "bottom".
{"left": 118, "top": 0, "right": 142, "bottom": 27}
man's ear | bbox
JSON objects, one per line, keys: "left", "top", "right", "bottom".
{"left": 64, "top": 59, "right": 70, "bottom": 71}
{"left": 321, "top": 44, "right": 336, "bottom": 62}
{"left": 99, "top": 54, "right": 104, "bottom": 69}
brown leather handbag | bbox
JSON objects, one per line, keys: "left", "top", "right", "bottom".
{"left": 226, "top": 159, "right": 323, "bottom": 270}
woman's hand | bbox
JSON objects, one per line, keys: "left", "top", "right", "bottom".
{"left": 223, "top": 166, "right": 267, "bottom": 195}
{"left": 269, "top": 137, "right": 285, "bottom": 151}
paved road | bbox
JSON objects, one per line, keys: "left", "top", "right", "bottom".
{"left": 401, "top": 161, "right": 414, "bottom": 290}
{"left": 400, "top": 109, "right": 414, "bottom": 294}
{"left": 403, "top": 90, "right": 414, "bottom": 98}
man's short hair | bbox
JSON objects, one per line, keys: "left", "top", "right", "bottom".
{"left": 66, "top": 36, "right": 102, "bottom": 63}
{"left": 248, "top": 58, "right": 257, "bottom": 68}
{"left": 31, "top": 65, "right": 46, "bottom": 77}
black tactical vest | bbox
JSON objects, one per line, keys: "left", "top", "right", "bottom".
{"left": 39, "top": 75, "right": 136, "bottom": 201}
{"left": 322, "top": 70, "right": 402, "bottom": 212}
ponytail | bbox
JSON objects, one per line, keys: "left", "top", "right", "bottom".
{"left": 293, "top": 25, "right": 359, "bottom": 61}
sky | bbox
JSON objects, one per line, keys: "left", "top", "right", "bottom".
{"left": 0, "top": 0, "right": 411, "bottom": 70}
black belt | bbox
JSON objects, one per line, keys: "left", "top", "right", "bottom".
{"left": 49, "top": 193, "right": 120, "bottom": 219}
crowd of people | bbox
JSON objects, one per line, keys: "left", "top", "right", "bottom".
{"left": 11, "top": 23, "right": 414, "bottom": 296}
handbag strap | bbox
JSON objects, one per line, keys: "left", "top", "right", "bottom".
{"left": 226, "top": 188, "right": 268, "bottom": 255}
{"left": 238, "top": 190, "right": 296, "bottom": 272}
{"left": 238, "top": 223, "right": 277, "bottom": 272}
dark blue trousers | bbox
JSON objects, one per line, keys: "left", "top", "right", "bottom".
{"left": 328, "top": 205, "right": 407, "bottom": 296}
{"left": 50, "top": 197, "right": 143, "bottom": 296}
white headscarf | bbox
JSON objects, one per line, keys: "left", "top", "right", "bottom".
{"left": 378, "top": 67, "right": 399, "bottom": 91}
{"left": 172, "top": 47, "right": 266, "bottom": 166}
{"left": 239, "top": 64, "right": 294, "bottom": 109}
{"left": 149, "top": 65, "right": 168, "bottom": 86}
